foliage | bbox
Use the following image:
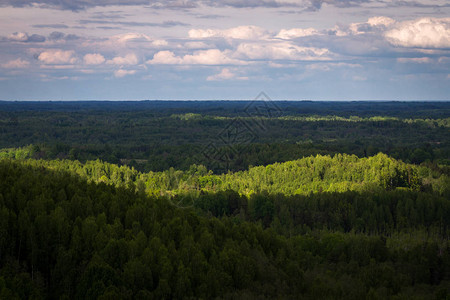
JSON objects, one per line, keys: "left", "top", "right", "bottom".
{"left": 0, "top": 100, "right": 449, "bottom": 299}
{"left": 0, "top": 101, "right": 448, "bottom": 172}
{"left": 0, "top": 159, "right": 449, "bottom": 299}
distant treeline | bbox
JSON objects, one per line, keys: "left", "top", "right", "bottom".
{"left": 0, "top": 101, "right": 449, "bottom": 172}
{"left": 1, "top": 100, "right": 449, "bottom": 118}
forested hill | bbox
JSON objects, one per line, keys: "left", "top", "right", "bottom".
{"left": 1, "top": 158, "right": 450, "bottom": 299}
{"left": 7, "top": 151, "right": 448, "bottom": 197}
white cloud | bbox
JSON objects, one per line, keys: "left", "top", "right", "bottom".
{"left": 235, "top": 42, "right": 331, "bottom": 61}
{"left": 207, "top": 68, "right": 235, "bottom": 81}
{"left": 367, "top": 16, "right": 395, "bottom": 27}
{"left": 38, "top": 50, "right": 77, "bottom": 64}
{"left": 86, "top": 33, "right": 167, "bottom": 50}
{"left": 276, "top": 28, "right": 321, "bottom": 39}
{"left": 8, "top": 32, "right": 28, "bottom": 42}
{"left": 114, "top": 69, "right": 136, "bottom": 78}
{"left": 385, "top": 18, "right": 450, "bottom": 48}
{"left": 183, "top": 49, "right": 242, "bottom": 64}
{"left": 349, "top": 16, "right": 396, "bottom": 35}
{"left": 107, "top": 53, "right": 139, "bottom": 65}
{"left": 2, "top": 58, "right": 30, "bottom": 68}
{"left": 152, "top": 39, "right": 169, "bottom": 47}
{"left": 397, "top": 57, "right": 433, "bottom": 63}
{"left": 206, "top": 68, "right": 249, "bottom": 81}
{"left": 83, "top": 53, "right": 105, "bottom": 65}
{"left": 328, "top": 25, "right": 348, "bottom": 37}
{"left": 147, "top": 49, "right": 244, "bottom": 65}
{"left": 148, "top": 51, "right": 183, "bottom": 64}
{"left": 112, "top": 33, "right": 152, "bottom": 43}
{"left": 188, "top": 25, "right": 269, "bottom": 40}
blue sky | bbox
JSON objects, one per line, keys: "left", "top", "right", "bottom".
{"left": 0, "top": 0, "right": 449, "bottom": 100}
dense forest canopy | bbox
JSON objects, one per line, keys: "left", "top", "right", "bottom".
{"left": 0, "top": 101, "right": 449, "bottom": 299}
{"left": 0, "top": 101, "right": 449, "bottom": 172}
{"left": 1, "top": 157, "right": 450, "bottom": 299}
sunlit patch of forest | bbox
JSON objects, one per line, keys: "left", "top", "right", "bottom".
{"left": 0, "top": 101, "right": 449, "bottom": 299}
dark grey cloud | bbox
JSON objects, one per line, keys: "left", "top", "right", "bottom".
{"left": 0, "top": 0, "right": 150, "bottom": 10}
{"left": 32, "top": 24, "right": 69, "bottom": 29}
{"left": 96, "top": 26, "right": 123, "bottom": 30}
{"left": 90, "top": 11, "right": 128, "bottom": 19}
{"left": 0, "top": 0, "right": 198, "bottom": 10}
{"left": 48, "top": 31, "right": 80, "bottom": 41}
{"left": 387, "top": 0, "right": 450, "bottom": 8}
{"left": 79, "top": 19, "right": 190, "bottom": 27}
{"left": 0, "top": 0, "right": 337, "bottom": 10}
{"left": 27, "top": 34, "right": 46, "bottom": 42}
{"left": 195, "top": 14, "right": 227, "bottom": 19}
{"left": 0, "top": 0, "right": 448, "bottom": 14}
{"left": 207, "top": 0, "right": 293, "bottom": 8}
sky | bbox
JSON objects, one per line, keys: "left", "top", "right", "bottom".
{"left": 0, "top": 0, "right": 449, "bottom": 101}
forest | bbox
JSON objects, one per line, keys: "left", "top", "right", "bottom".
{"left": 0, "top": 100, "right": 449, "bottom": 299}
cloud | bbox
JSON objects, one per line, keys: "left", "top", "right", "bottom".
{"left": 83, "top": 33, "right": 169, "bottom": 53}
{"left": 282, "top": 16, "right": 395, "bottom": 39}
{"left": 385, "top": 17, "right": 450, "bottom": 48}
{"left": 327, "top": 25, "right": 349, "bottom": 37}
{"left": 367, "top": 16, "right": 396, "bottom": 27}
{"left": 0, "top": 0, "right": 299, "bottom": 10}
{"left": 148, "top": 51, "right": 182, "bottom": 64}
{"left": 183, "top": 49, "right": 244, "bottom": 65}
{"left": 1, "top": 0, "right": 439, "bottom": 11}
{"left": 276, "top": 28, "right": 321, "bottom": 39}
{"left": 204, "top": 0, "right": 370, "bottom": 10}
{"left": 195, "top": 14, "right": 227, "bottom": 19}
{"left": 397, "top": 57, "right": 433, "bottom": 63}
{"left": 114, "top": 69, "right": 136, "bottom": 78}
{"left": 188, "top": 25, "right": 270, "bottom": 40}
{"left": 8, "top": 32, "right": 29, "bottom": 42}
{"left": 38, "top": 50, "right": 77, "bottom": 64}
{"left": 48, "top": 31, "right": 79, "bottom": 41}
{"left": 348, "top": 16, "right": 395, "bottom": 35}
{"left": 184, "top": 41, "right": 210, "bottom": 49}
{"left": 111, "top": 33, "right": 152, "bottom": 43}
{"left": 32, "top": 24, "right": 69, "bottom": 29}
{"left": 206, "top": 68, "right": 248, "bottom": 81}
{"left": 306, "top": 62, "right": 362, "bottom": 71}
{"left": 1, "top": 58, "right": 30, "bottom": 68}
{"left": 152, "top": 40, "right": 169, "bottom": 46}
{"left": 107, "top": 53, "right": 139, "bottom": 65}
{"left": 78, "top": 20, "right": 189, "bottom": 27}
{"left": 0, "top": 0, "right": 151, "bottom": 10}
{"left": 8, "top": 32, "right": 46, "bottom": 43}
{"left": 83, "top": 53, "right": 106, "bottom": 65}
{"left": 235, "top": 42, "right": 331, "bottom": 61}
{"left": 103, "top": 33, "right": 167, "bottom": 47}
{"left": 207, "top": 68, "right": 235, "bottom": 80}
{"left": 148, "top": 49, "right": 245, "bottom": 65}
